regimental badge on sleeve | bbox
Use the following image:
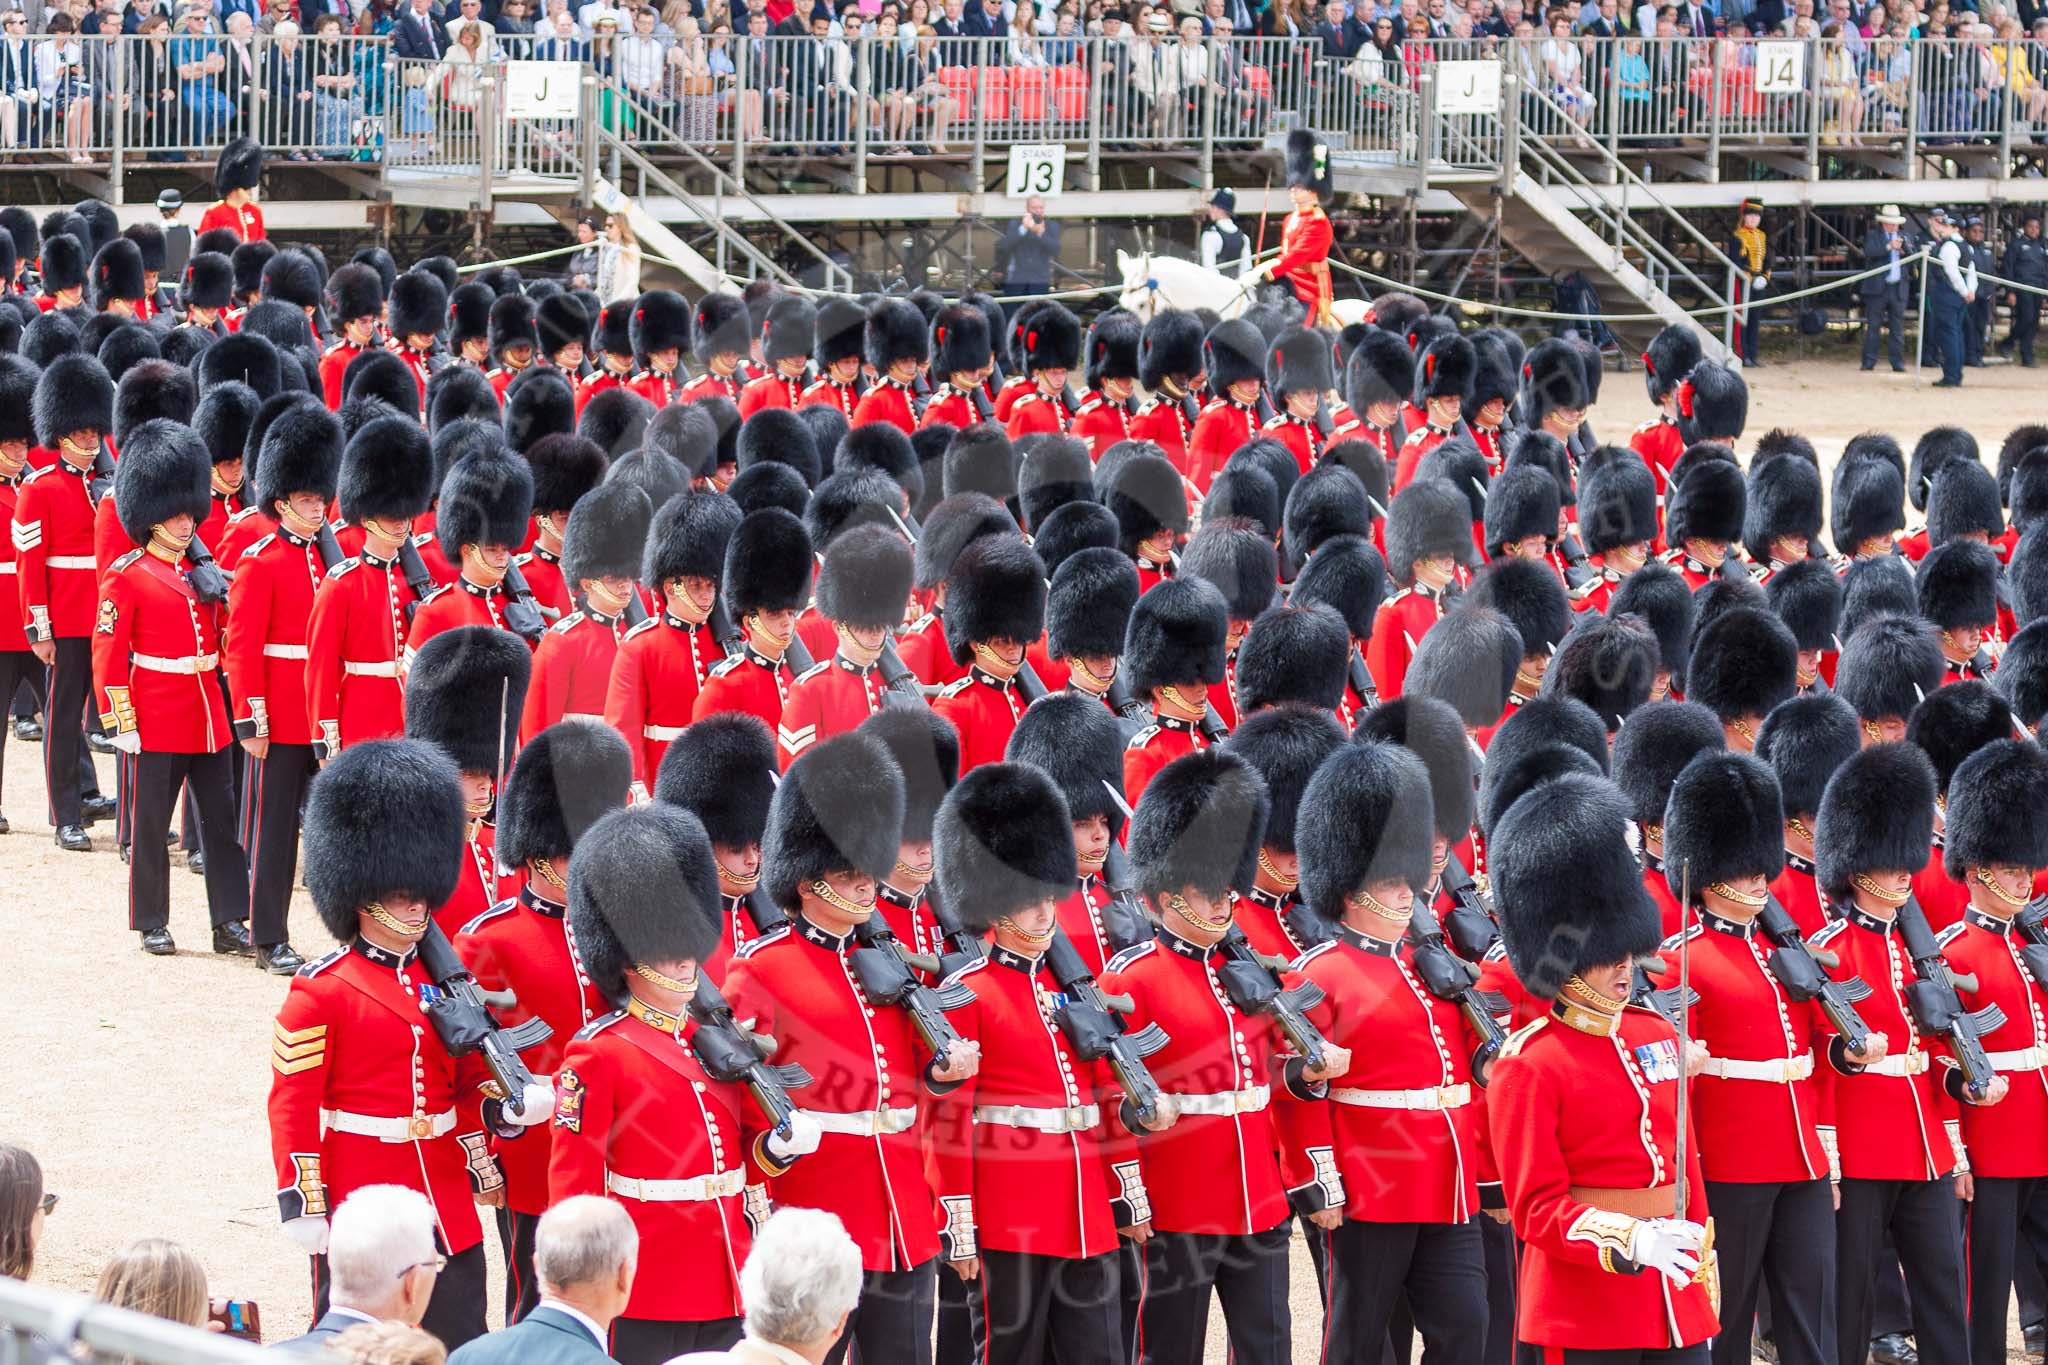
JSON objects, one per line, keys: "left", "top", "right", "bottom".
{"left": 554, "top": 1066, "right": 585, "bottom": 1133}
{"left": 96, "top": 598, "right": 117, "bottom": 635}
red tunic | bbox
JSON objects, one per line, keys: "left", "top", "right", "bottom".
{"left": 93, "top": 548, "right": 231, "bottom": 753}
{"left": 1393, "top": 423, "right": 1457, "bottom": 493}
{"left": 691, "top": 644, "right": 796, "bottom": 732}
{"left": 798, "top": 376, "right": 861, "bottom": 419}
{"left": 320, "top": 339, "right": 367, "bottom": 411}
{"left": 680, "top": 370, "right": 745, "bottom": 407}
{"left": 0, "top": 473, "right": 26, "bottom": 654}
{"left": 722, "top": 917, "right": 949, "bottom": 1272}
{"left": 931, "top": 667, "right": 1028, "bottom": 772}
{"left": 1187, "top": 399, "right": 1260, "bottom": 495}
{"left": 268, "top": 941, "right": 498, "bottom": 1258}
{"left": 1262, "top": 412, "right": 1322, "bottom": 477}
{"left": 199, "top": 199, "right": 265, "bottom": 242}
{"left": 852, "top": 380, "right": 917, "bottom": 434}
{"left": 1129, "top": 393, "right": 1200, "bottom": 475}
{"left": 12, "top": 460, "right": 96, "bottom": 641}
{"left": 1004, "top": 387, "right": 1069, "bottom": 440}
{"left": 627, "top": 369, "right": 683, "bottom": 410}
{"left": 1771, "top": 854, "right": 1830, "bottom": 939}
{"left": 777, "top": 654, "right": 886, "bottom": 767}
{"left": 1071, "top": 391, "right": 1135, "bottom": 458}
{"left": 1939, "top": 908, "right": 2048, "bottom": 1178}
{"left": 1121, "top": 712, "right": 1206, "bottom": 806}
{"left": 405, "top": 577, "right": 521, "bottom": 669}
{"left": 217, "top": 505, "right": 277, "bottom": 571}
{"left": 919, "top": 385, "right": 979, "bottom": 432}
{"left": 573, "top": 368, "right": 627, "bottom": 418}
{"left": 520, "top": 606, "right": 627, "bottom": 743}
{"left": 1054, "top": 875, "right": 1130, "bottom": 978}
{"left": 389, "top": 341, "right": 441, "bottom": 414}
{"left": 739, "top": 371, "right": 806, "bottom": 418}
{"left": 305, "top": 551, "right": 414, "bottom": 756}
{"left": 1912, "top": 841, "right": 1970, "bottom": 933}
{"left": 1632, "top": 416, "right": 1685, "bottom": 496}
{"left": 198, "top": 488, "right": 243, "bottom": 552}
{"left": 604, "top": 612, "right": 728, "bottom": 789}
{"left": 1271, "top": 205, "right": 1334, "bottom": 323}
{"left": 224, "top": 527, "right": 324, "bottom": 746}
{"left": 1365, "top": 584, "right": 1448, "bottom": 701}
{"left": 895, "top": 610, "right": 963, "bottom": 688}
{"left": 515, "top": 546, "right": 572, "bottom": 626}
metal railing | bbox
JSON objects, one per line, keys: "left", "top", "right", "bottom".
{"left": 0, "top": 1274, "right": 269, "bottom": 1365}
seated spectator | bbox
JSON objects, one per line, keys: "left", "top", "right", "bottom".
{"left": 534, "top": 8, "right": 587, "bottom": 58}
{"left": 1819, "top": 20, "right": 1865, "bottom": 141}
{"left": 276, "top": 1184, "right": 442, "bottom": 1352}
{"left": 618, "top": 4, "right": 671, "bottom": 117}
{"left": 1008, "top": 1, "right": 1047, "bottom": 61}
{"left": 0, "top": 10, "right": 39, "bottom": 152}
{"left": 711, "top": 1209, "right": 864, "bottom": 1365}
{"left": 327, "top": 1322, "right": 449, "bottom": 1365}
{"left": 0, "top": 1144, "right": 48, "bottom": 1282}
{"left": 445, "top": 1197, "right": 637, "bottom": 1365}
{"left": 672, "top": 14, "right": 721, "bottom": 139}
{"left": 307, "top": 11, "right": 358, "bottom": 156}
{"left": 92, "top": 1238, "right": 211, "bottom": 1332}
{"left": 1541, "top": 11, "right": 1594, "bottom": 124}
{"left": 496, "top": 0, "right": 534, "bottom": 30}
{"left": 38, "top": 9, "right": 95, "bottom": 163}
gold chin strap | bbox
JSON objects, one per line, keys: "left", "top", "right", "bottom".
{"left": 584, "top": 580, "right": 631, "bottom": 617}
{"left": 1514, "top": 666, "right": 1546, "bottom": 692}
{"left": 1077, "top": 846, "right": 1107, "bottom": 867}
{"left": 1862, "top": 719, "right": 1885, "bottom": 745}
{"left": 58, "top": 435, "right": 98, "bottom": 469}
{"left": 1705, "top": 881, "right": 1768, "bottom": 908}
{"left": 1787, "top": 816, "right": 1815, "bottom": 843}
{"left": 1346, "top": 887, "right": 1410, "bottom": 925}
{"left": 210, "top": 467, "right": 243, "bottom": 496}
{"left": 1851, "top": 872, "right": 1910, "bottom": 904}
{"left": 1068, "top": 656, "right": 1116, "bottom": 692}
{"left": 837, "top": 622, "right": 884, "bottom": 669}
{"left": 147, "top": 527, "right": 189, "bottom": 561}
{"left": 893, "top": 857, "right": 932, "bottom": 880}
{"left": 810, "top": 879, "right": 876, "bottom": 918}
{"left": 1640, "top": 822, "right": 1663, "bottom": 846}
{"left": 1729, "top": 717, "right": 1757, "bottom": 746}
{"left": 721, "top": 861, "right": 761, "bottom": 889}
{"left": 971, "top": 641, "right": 1021, "bottom": 678}
{"left": 1164, "top": 892, "right": 1230, "bottom": 940}
{"left": 1258, "top": 847, "right": 1299, "bottom": 890}
{"left": 530, "top": 857, "right": 567, "bottom": 892}
{"left": 1976, "top": 867, "right": 2031, "bottom": 907}
{"left": 666, "top": 588, "right": 711, "bottom": 626}
{"left": 634, "top": 962, "right": 698, "bottom": 992}
{"left": 279, "top": 501, "right": 324, "bottom": 540}
{"left": 995, "top": 915, "right": 1055, "bottom": 950}
{"left": 364, "top": 901, "right": 427, "bottom": 940}
{"left": 1561, "top": 974, "right": 1626, "bottom": 1015}
{"left": 1160, "top": 684, "right": 1204, "bottom": 717}
{"left": 746, "top": 612, "right": 792, "bottom": 661}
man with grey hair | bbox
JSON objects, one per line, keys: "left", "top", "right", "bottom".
{"left": 714, "top": 1209, "right": 864, "bottom": 1365}
{"left": 274, "top": 1185, "right": 441, "bottom": 1352}
{"left": 448, "top": 1197, "right": 639, "bottom": 1365}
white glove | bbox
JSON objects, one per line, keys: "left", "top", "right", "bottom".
{"left": 765, "top": 1112, "right": 823, "bottom": 1163}
{"left": 1629, "top": 1218, "right": 1705, "bottom": 1289}
{"left": 111, "top": 729, "right": 141, "bottom": 755}
{"left": 283, "top": 1215, "right": 330, "bottom": 1256}
{"left": 505, "top": 1083, "right": 556, "bottom": 1127}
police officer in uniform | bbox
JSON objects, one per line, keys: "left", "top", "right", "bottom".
{"left": 1200, "top": 188, "right": 1251, "bottom": 278}
{"left": 1999, "top": 212, "right": 2048, "bottom": 367}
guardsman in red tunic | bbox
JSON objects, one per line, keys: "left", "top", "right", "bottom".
{"left": 1071, "top": 313, "right": 1140, "bottom": 458}
{"left": 1907, "top": 682, "right": 2015, "bottom": 933}
{"left": 1933, "top": 742, "right": 2048, "bottom": 1365}
{"left": 307, "top": 415, "right": 432, "bottom": 758}
{"left": 195, "top": 385, "right": 252, "bottom": 553}
{"left": 90, "top": 236, "right": 148, "bottom": 326}
{"left": 1177, "top": 517, "right": 1278, "bottom": 732}
{"left": 1249, "top": 128, "right": 1335, "bottom": 327}
{"left": 455, "top": 721, "right": 628, "bottom": 1325}
{"left": 859, "top": 708, "right": 962, "bottom": 965}
{"left": 1661, "top": 459, "right": 1746, "bottom": 592}
{"left": 96, "top": 422, "right": 255, "bottom": 957}
{"left": 177, "top": 249, "right": 236, "bottom": 345}
{"left": 625, "top": 289, "right": 691, "bottom": 410}
{"left": 801, "top": 298, "right": 868, "bottom": 420}
{"left": 552, "top": 800, "right": 824, "bottom": 1365}
{"left": 33, "top": 233, "right": 85, "bottom": 313}
{"left": 1831, "top": 451, "right": 1909, "bottom": 582}
{"left": 897, "top": 494, "right": 998, "bottom": 691}
{"left": 1755, "top": 694, "right": 1861, "bottom": 939}
{"left": 1366, "top": 478, "right": 1471, "bottom": 701}
{"left": 1129, "top": 313, "right": 1205, "bottom": 475}
{"left": 1487, "top": 768, "right": 1719, "bottom": 1363}
{"left": 1187, "top": 320, "right": 1265, "bottom": 495}
{"left": 1293, "top": 739, "right": 1495, "bottom": 1365}
{"left": 1341, "top": 327, "right": 1415, "bottom": 484}
{"left": 1223, "top": 705, "right": 1346, "bottom": 965}
{"left": 1103, "top": 748, "right": 1350, "bottom": 1365}
{"left": 16, "top": 354, "right": 115, "bottom": 851}
{"left": 1107, "top": 452, "right": 1189, "bottom": 599}
{"left": 406, "top": 449, "right": 534, "bottom": 666}
{"left": 1039, "top": 544, "right": 1140, "bottom": 715}
{"left": 1572, "top": 454, "right": 1660, "bottom": 616}
{"left": 1612, "top": 702, "right": 1726, "bottom": 938}
{"left": 483, "top": 295, "right": 541, "bottom": 406}
{"left": 652, "top": 713, "right": 781, "bottom": 984}
{"left": 518, "top": 436, "right": 609, "bottom": 628}
{"left": 1834, "top": 614, "right": 1945, "bottom": 752}
{"left": 723, "top": 733, "right": 981, "bottom": 1365}
{"left": 1263, "top": 328, "right": 1334, "bottom": 477}
{"left": 406, "top": 625, "right": 532, "bottom": 937}
{"left": 385, "top": 271, "right": 449, "bottom": 415}
{"left": 739, "top": 297, "right": 816, "bottom": 418}
{"left": 1680, "top": 604, "right": 1798, "bottom": 759}
{"left": 1120, "top": 577, "right": 1225, "bottom": 805}
{"left": 1919, "top": 540, "right": 1999, "bottom": 683}
{"left": 574, "top": 300, "right": 637, "bottom": 419}
{"left": 853, "top": 298, "right": 927, "bottom": 435}
{"left": 1394, "top": 335, "right": 1476, "bottom": 492}
{"left": 318, "top": 265, "right": 384, "bottom": 410}
{"left": 932, "top": 533, "right": 1043, "bottom": 773}
{"left": 1466, "top": 335, "right": 1515, "bottom": 476}
{"left": 779, "top": 524, "right": 911, "bottom": 767}
{"left": 1283, "top": 535, "right": 1384, "bottom": 731}
{"left": 200, "top": 136, "right": 267, "bottom": 242}
{"left": 270, "top": 740, "right": 555, "bottom": 1351}
{"left": 692, "top": 508, "right": 811, "bottom": 731}
{"left": 1008, "top": 693, "right": 1153, "bottom": 976}
{"left": 1749, "top": 448, "right": 1827, "bottom": 595}
{"left": 1898, "top": 428, "right": 1976, "bottom": 563}
{"left": 520, "top": 482, "right": 652, "bottom": 744}
{"left": 678, "top": 292, "right": 749, "bottom": 407}
{"left": 227, "top": 404, "right": 344, "bottom": 974}
{"left": 1632, "top": 326, "right": 1701, "bottom": 497}
{"left": 1659, "top": 753, "right": 1885, "bottom": 1365}
{"left": 1004, "top": 304, "right": 1082, "bottom": 441}
{"left": 920, "top": 303, "right": 993, "bottom": 432}
{"left": 1810, "top": 743, "right": 1984, "bottom": 1365}
{"left": 928, "top": 761, "right": 1167, "bottom": 1365}
{"left": 0, "top": 357, "right": 40, "bottom": 831}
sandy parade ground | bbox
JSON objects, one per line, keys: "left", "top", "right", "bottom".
{"left": 2, "top": 351, "right": 2042, "bottom": 1359}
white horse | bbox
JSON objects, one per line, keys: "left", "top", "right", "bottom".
{"left": 1113, "top": 249, "right": 1372, "bottom": 328}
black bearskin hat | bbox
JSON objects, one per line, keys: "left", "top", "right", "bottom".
{"left": 1495, "top": 772, "right": 1658, "bottom": 999}
{"left": 1019, "top": 304, "right": 1082, "bottom": 374}
{"left": 865, "top": 298, "right": 928, "bottom": 372}
{"left": 33, "top": 352, "right": 112, "bottom": 446}
{"left": 325, "top": 262, "right": 383, "bottom": 324}
{"left": 935, "top": 763, "right": 1076, "bottom": 930}
{"left": 1926, "top": 461, "right": 2006, "bottom": 547}
{"left": 569, "top": 804, "right": 724, "bottom": 999}
{"left": 90, "top": 239, "right": 144, "bottom": 309}
{"left": 1345, "top": 326, "right": 1413, "bottom": 413}
{"left": 1017, "top": 435, "right": 1095, "bottom": 532}
{"left": 1544, "top": 614, "right": 1660, "bottom": 730}
{"left": 38, "top": 233, "right": 85, "bottom": 295}
{"left": 1006, "top": 689, "right": 1127, "bottom": 834}
{"left": 259, "top": 249, "right": 322, "bottom": 310}
{"left": 0, "top": 207, "right": 34, "bottom": 270}
{"left": 1033, "top": 502, "right": 1116, "bottom": 584}
{"left": 1204, "top": 320, "right": 1265, "bottom": 394}
{"left": 723, "top": 507, "right": 814, "bottom": 616}
{"left": 1663, "top": 749, "right": 1784, "bottom": 897}
{"left": 1744, "top": 453, "right": 1824, "bottom": 558}
{"left": 1688, "top": 606, "right": 1797, "bottom": 723}
{"left": 728, "top": 462, "right": 809, "bottom": 521}
{"left": 253, "top": 400, "right": 342, "bottom": 513}
{"left": 1470, "top": 331, "right": 1519, "bottom": 412}
{"left": 1412, "top": 333, "right": 1475, "bottom": 408}
{"left": 1125, "top": 575, "right": 1229, "bottom": 693}
{"left": 813, "top": 297, "right": 867, "bottom": 369}
{"left": 436, "top": 449, "right": 535, "bottom": 556}
{"left": 1909, "top": 425, "right": 1978, "bottom": 513}
{"left": 1289, "top": 535, "right": 1387, "bottom": 642}
{"left": 643, "top": 488, "right": 742, "bottom": 591}
{"left": 502, "top": 366, "right": 576, "bottom": 456}
{"left": 1405, "top": 604, "right": 1521, "bottom": 730}
{"left": 816, "top": 522, "right": 914, "bottom": 629}
{"left": 942, "top": 425, "right": 1015, "bottom": 504}
{"left": 425, "top": 363, "right": 498, "bottom": 436}
{"left": 1284, "top": 127, "right": 1333, "bottom": 198}
{"left": 111, "top": 419, "right": 210, "bottom": 545}
{"left": 630, "top": 289, "right": 692, "bottom": 357}
{"left": 655, "top": 710, "right": 779, "bottom": 855}
{"left": 1128, "top": 748, "right": 1268, "bottom": 902}
{"left": 1642, "top": 324, "right": 1701, "bottom": 404}
{"left": 2015, "top": 524, "right": 2048, "bottom": 629}
{"left": 1299, "top": 741, "right": 1436, "bottom": 919}
{"left": 1945, "top": 740, "right": 2048, "bottom": 878}
{"left": 181, "top": 251, "right": 234, "bottom": 312}
{"left": 1468, "top": 555, "right": 1571, "bottom": 659}
{"left": 735, "top": 407, "right": 822, "bottom": 490}
{"left": 1139, "top": 310, "right": 1205, "bottom": 389}
{"left": 759, "top": 296, "right": 816, "bottom": 364}
{"left": 303, "top": 740, "right": 465, "bottom": 940}
{"left": 1831, "top": 454, "right": 1907, "bottom": 551}
{"left": 1205, "top": 466, "right": 1281, "bottom": 542}
{"left": 193, "top": 381, "right": 258, "bottom": 467}
{"left": 764, "top": 731, "right": 906, "bottom": 909}
{"left": 340, "top": 348, "right": 417, "bottom": 422}
{"left": 1611, "top": 699, "right": 1724, "bottom": 828}
{"left": 806, "top": 468, "right": 903, "bottom": 551}
{"left": 838, "top": 423, "right": 923, "bottom": 510}
{"left": 1815, "top": 742, "right": 1936, "bottom": 895}
{"left": 1415, "top": 435, "right": 1490, "bottom": 520}
{"left": 1766, "top": 557, "right": 1843, "bottom": 654}
{"left": 1385, "top": 477, "right": 1479, "bottom": 579}
{"left": 1755, "top": 693, "right": 1861, "bottom": 819}
{"left": 577, "top": 388, "right": 655, "bottom": 462}
{"left": 412, "top": 255, "right": 460, "bottom": 296}
{"left": 929, "top": 302, "right": 992, "bottom": 378}
{"left": 1841, "top": 553, "right": 1918, "bottom": 640}
{"left": 1483, "top": 465, "right": 1561, "bottom": 556}
{"left": 1223, "top": 703, "right": 1347, "bottom": 855}
{"left": 692, "top": 291, "right": 751, "bottom": 361}
{"left": 561, "top": 480, "right": 653, "bottom": 585}
{"left": 1046, "top": 546, "right": 1139, "bottom": 662}
{"left": 215, "top": 135, "right": 263, "bottom": 196}
{"left": 1228, "top": 438, "right": 1307, "bottom": 522}
{"left": 1666, "top": 458, "right": 1746, "bottom": 547}
{"left": 860, "top": 708, "right": 960, "bottom": 846}
{"left": 916, "top": 492, "right": 1014, "bottom": 589}
{"left": 535, "top": 293, "right": 590, "bottom": 360}
{"left": 1907, "top": 679, "right": 2013, "bottom": 796}
{"left": 945, "top": 533, "right": 1046, "bottom": 662}
{"left": 1107, "top": 452, "right": 1190, "bottom": 558}
{"left": 1477, "top": 696, "right": 1610, "bottom": 838}
{"left": 2000, "top": 624, "right": 2048, "bottom": 729}
{"left": 404, "top": 625, "right": 530, "bottom": 776}
{"left": 442, "top": 282, "right": 494, "bottom": 352}
{"left": 388, "top": 271, "right": 448, "bottom": 341}
{"left": 1234, "top": 604, "right": 1352, "bottom": 714}
{"left": 496, "top": 720, "right": 633, "bottom": 868}
{"left": 2001, "top": 424, "right": 2048, "bottom": 504}
{"left": 1356, "top": 694, "right": 1478, "bottom": 840}
{"left": 1519, "top": 337, "right": 1589, "bottom": 426}
{"left": 1179, "top": 517, "right": 1278, "bottom": 622}
{"left": 1917, "top": 538, "right": 2000, "bottom": 630}
{"left": 1285, "top": 463, "right": 1374, "bottom": 565}
{"left": 0, "top": 355, "right": 35, "bottom": 446}
{"left": 340, "top": 415, "right": 436, "bottom": 525}
{"left": 112, "top": 360, "right": 193, "bottom": 444}
{"left": 1577, "top": 450, "right": 1660, "bottom": 555}
{"left": 1267, "top": 326, "right": 1335, "bottom": 399}
{"left": 1835, "top": 616, "right": 1945, "bottom": 723}
{"left": 1085, "top": 312, "right": 1140, "bottom": 389}
{"left": 488, "top": 294, "right": 539, "bottom": 362}
{"left": 590, "top": 298, "right": 634, "bottom": 359}
{"left": 1676, "top": 362, "right": 1746, "bottom": 445}
{"left": 527, "top": 432, "right": 609, "bottom": 517}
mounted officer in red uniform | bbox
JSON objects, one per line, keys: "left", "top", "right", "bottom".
{"left": 1250, "top": 129, "right": 1335, "bottom": 327}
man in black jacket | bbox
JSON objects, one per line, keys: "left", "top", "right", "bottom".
{"left": 1964, "top": 216, "right": 1995, "bottom": 365}
{"left": 2001, "top": 210, "right": 2048, "bottom": 366}
{"left": 274, "top": 1186, "right": 441, "bottom": 1354}
{"left": 1860, "top": 204, "right": 1913, "bottom": 373}
{"left": 392, "top": 0, "right": 446, "bottom": 58}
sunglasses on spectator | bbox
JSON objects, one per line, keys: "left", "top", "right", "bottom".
{"left": 39, "top": 1193, "right": 57, "bottom": 1215}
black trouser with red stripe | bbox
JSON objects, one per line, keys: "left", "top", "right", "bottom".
{"left": 1326, "top": 1217, "right": 1486, "bottom": 1365}
{"left": 969, "top": 1248, "right": 1121, "bottom": 1365}
{"left": 493, "top": 1206, "right": 541, "bottom": 1326}
{"left": 129, "top": 747, "right": 248, "bottom": 933}
{"left": 239, "top": 740, "right": 313, "bottom": 947}
{"left": 1134, "top": 1225, "right": 1289, "bottom": 1365}
{"left": 1967, "top": 1175, "right": 2048, "bottom": 1365}
{"left": 313, "top": 1239, "right": 486, "bottom": 1351}
{"left": 610, "top": 1313, "right": 741, "bottom": 1365}
{"left": 826, "top": 1260, "right": 936, "bottom": 1365}
{"left": 1836, "top": 1177, "right": 1968, "bottom": 1365}
{"left": 0, "top": 649, "right": 44, "bottom": 809}
{"left": 1479, "top": 1213, "right": 1518, "bottom": 1365}
{"left": 43, "top": 636, "right": 87, "bottom": 828}
{"left": 1706, "top": 1177, "right": 1835, "bottom": 1365}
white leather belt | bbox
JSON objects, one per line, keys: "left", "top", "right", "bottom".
{"left": 1988, "top": 1045, "right": 2048, "bottom": 1071}
{"left": 643, "top": 723, "right": 686, "bottom": 740}
{"left": 606, "top": 1167, "right": 745, "bottom": 1202}
{"left": 973, "top": 1102, "right": 1103, "bottom": 1134}
{"left": 800, "top": 1105, "right": 919, "bottom": 1137}
{"left": 132, "top": 652, "right": 219, "bottom": 674}
{"left": 45, "top": 555, "right": 94, "bottom": 569}
{"left": 263, "top": 643, "right": 309, "bottom": 660}
{"left": 1702, "top": 1052, "right": 1814, "bottom": 1083}
{"left": 561, "top": 712, "right": 604, "bottom": 724}
{"left": 0, "top": 562, "right": 16, "bottom": 574}
{"left": 343, "top": 659, "right": 400, "bottom": 677}
{"left": 1331, "top": 1083, "right": 1473, "bottom": 1111}
{"left": 321, "top": 1107, "right": 456, "bottom": 1142}
{"left": 1864, "top": 1050, "right": 1931, "bottom": 1078}
{"left": 1171, "top": 1085, "right": 1271, "bottom": 1117}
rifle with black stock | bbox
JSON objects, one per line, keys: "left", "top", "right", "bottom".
{"left": 1213, "top": 923, "right": 1333, "bottom": 1073}
{"left": 846, "top": 912, "right": 978, "bottom": 1059}
{"left": 1756, "top": 895, "right": 1875, "bottom": 1054}
{"left": 413, "top": 922, "right": 552, "bottom": 1126}
{"left": 1896, "top": 894, "right": 2006, "bottom": 1102}
{"left": 1043, "top": 927, "right": 1170, "bottom": 1127}
{"left": 688, "top": 974, "right": 813, "bottom": 1139}
{"left": 1408, "top": 904, "right": 1509, "bottom": 1071}
{"left": 2012, "top": 896, "right": 2048, "bottom": 986}
{"left": 1437, "top": 852, "right": 1498, "bottom": 962}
